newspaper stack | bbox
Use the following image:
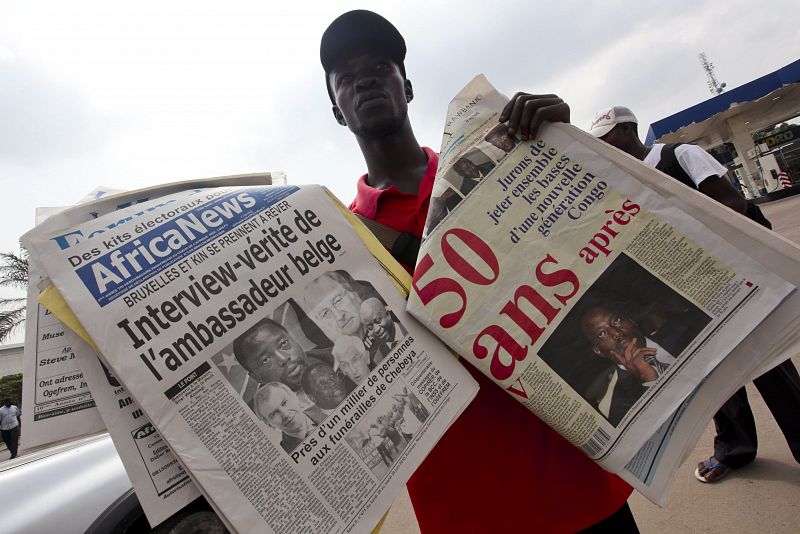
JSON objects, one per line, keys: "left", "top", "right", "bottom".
{"left": 22, "top": 177, "right": 478, "bottom": 532}
{"left": 406, "top": 75, "right": 800, "bottom": 503}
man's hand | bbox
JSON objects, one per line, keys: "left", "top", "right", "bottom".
{"left": 363, "top": 328, "right": 387, "bottom": 354}
{"left": 499, "top": 93, "right": 570, "bottom": 140}
{"left": 611, "top": 338, "right": 659, "bottom": 383}
{"left": 363, "top": 334, "right": 375, "bottom": 351}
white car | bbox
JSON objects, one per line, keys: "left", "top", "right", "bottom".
{"left": 0, "top": 433, "right": 226, "bottom": 533}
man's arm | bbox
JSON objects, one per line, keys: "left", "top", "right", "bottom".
{"left": 675, "top": 145, "right": 747, "bottom": 215}
{"left": 698, "top": 176, "right": 747, "bottom": 215}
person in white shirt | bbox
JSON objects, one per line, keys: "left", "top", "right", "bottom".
{"left": 0, "top": 398, "right": 21, "bottom": 459}
{"left": 399, "top": 397, "right": 423, "bottom": 439}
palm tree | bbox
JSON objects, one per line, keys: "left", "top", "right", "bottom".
{"left": 0, "top": 248, "right": 29, "bottom": 342}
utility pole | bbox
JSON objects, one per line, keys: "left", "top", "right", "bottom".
{"left": 699, "top": 52, "right": 727, "bottom": 95}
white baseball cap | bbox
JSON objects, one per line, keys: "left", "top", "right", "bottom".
{"left": 588, "top": 106, "right": 638, "bottom": 138}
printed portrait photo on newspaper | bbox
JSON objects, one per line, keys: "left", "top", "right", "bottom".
{"left": 301, "top": 270, "right": 408, "bottom": 375}
{"left": 539, "top": 253, "right": 712, "bottom": 426}
{"left": 425, "top": 123, "right": 520, "bottom": 238}
{"left": 213, "top": 297, "right": 343, "bottom": 454}
{"left": 213, "top": 271, "right": 409, "bottom": 455}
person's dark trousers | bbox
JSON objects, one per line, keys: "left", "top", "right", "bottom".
{"left": 713, "top": 359, "right": 800, "bottom": 467}
{"left": 578, "top": 503, "right": 639, "bottom": 533}
{"left": 1, "top": 426, "right": 19, "bottom": 458}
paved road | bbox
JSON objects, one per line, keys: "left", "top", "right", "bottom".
{"left": 381, "top": 195, "right": 800, "bottom": 534}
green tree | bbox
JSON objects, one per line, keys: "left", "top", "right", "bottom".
{"left": 0, "top": 248, "right": 29, "bottom": 342}
{"left": 0, "top": 373, "right": 22, "bottom": 406}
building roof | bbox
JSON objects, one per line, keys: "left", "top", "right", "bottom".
{"left": 646, "top": 59, "right": 800, "bottom": 146}
{"left": 0, "top": 343, "right": 23, "bottom": 354}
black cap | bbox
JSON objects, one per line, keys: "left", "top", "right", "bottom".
{"left": 320, "top": 10, "right": 406, "bottom": 101}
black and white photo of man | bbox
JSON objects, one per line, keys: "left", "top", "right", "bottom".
{"left": 302, "top": 271, "right": 406, "bottom": 366}
{"left": 232, "top": 317, "right": 336, "bottom": 413}
{"left": 538, "top": 253, "right": 711, "bottom": 426}
{"left": 254, "top": 382, "right": 325, "bottom": 453}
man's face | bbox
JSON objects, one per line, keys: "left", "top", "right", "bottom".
{"left": 309, "top": 275, "right": 364, "bottom": 339}
{"left": 361, "top": 298, "right": 395, "bottom": 342}
{"left": 599, "top": 123, "right": 636, "bottom": 156}
{"left": 257, "top": 387, "right": 304, "bottom": 434}
{"left": 330, "top": 52, "right": 411, "bottom": 140}
{"left": 581, "top": 306, "right": 644, "bottom": 359}
{"left": 239, "top": 323, "right": 308, "bottom": 389}
{"left": 306, "top": 365, "right": 348, "bottom": 409}
{"left": 454, "top": 159, "right": 480, "bottom": 179}
{"left": 335, "top": 340, "right": 370, "bottom": 383}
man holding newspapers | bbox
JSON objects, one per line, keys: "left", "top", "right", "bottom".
{"left": 17, "top": 9, "right": 800, "bottom": 531}
{"left": 320, "top": 10, "right": 637, "bottom": 532}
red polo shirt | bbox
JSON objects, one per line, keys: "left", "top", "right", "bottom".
{"left": 350, "top": 147, "right": 633, "bottom": 533}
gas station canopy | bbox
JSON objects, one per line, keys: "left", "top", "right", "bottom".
{"left": 646, "top": 59, "right": 800, "bottom": 147}
{"left": 644, "top": 59, "right": 800, "bottom": 198}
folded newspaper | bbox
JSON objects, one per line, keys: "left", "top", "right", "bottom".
{"left": 23, "top": 181, "right": 478, "bottom": 533}
{"left": 406, "top": 75, "right": 800, "bottom": 502}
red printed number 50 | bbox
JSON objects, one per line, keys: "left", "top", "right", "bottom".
{"left": 412, "top": 228, "right": 499, "bottom": 329}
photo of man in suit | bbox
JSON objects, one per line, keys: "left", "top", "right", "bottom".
{"left": 233, "top": 317, "right": 336, "bottom": 413}
{"left": 451, "top": 149, "right": 496, "bottom": 196}
{"left": 481, "top": 123, "right": 517, "bottom": 162}
{"left": 424, "top": 186, "right": 463, "bottom": 236}
{"left": 254, "top": 382, "right": 325, "bottom": 453}
{"left": 580, "top": 302, "right": 676, "bottom": 425}
{"left": 538, "top": 253, "right": 711, "bottom": 426}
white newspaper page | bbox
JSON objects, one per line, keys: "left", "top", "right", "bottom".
{"left": 21, "top": 209, "right": 105, "bottom": 451}
{"left": 407, "top": 75, "right": 797, "bottom": 477}
{"left": 67, "top": 331, "right": 202, "bottom": 527}
{"left": 20, "top": 174, "right": 277, "bottom": 451}
{"left": 25, "top": 184, "right": 477, "bottom": 534}
{"left": 618, "top": 336, "right": 767, "bottom": 504}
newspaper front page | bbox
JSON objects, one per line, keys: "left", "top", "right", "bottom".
{"left": 20, "top": 175, "right": 275, "bottom": 523}
{"left": 21, "top": 178, "right": 278, "bottom": 451}
{"left": 21, "top": 257, "right": 105, "bottom": 450}
{"left": 25, "top": 183, "right": 478, "bottom": 533}
{"left": 407, "top": 75, "right": 799, "bottom": 495}
{"left": 21, "top": 200, "right": 114, "bottom": 451}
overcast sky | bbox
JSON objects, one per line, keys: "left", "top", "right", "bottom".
{"left": 1, "top": 0, "right": 799, "bottom": 343}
